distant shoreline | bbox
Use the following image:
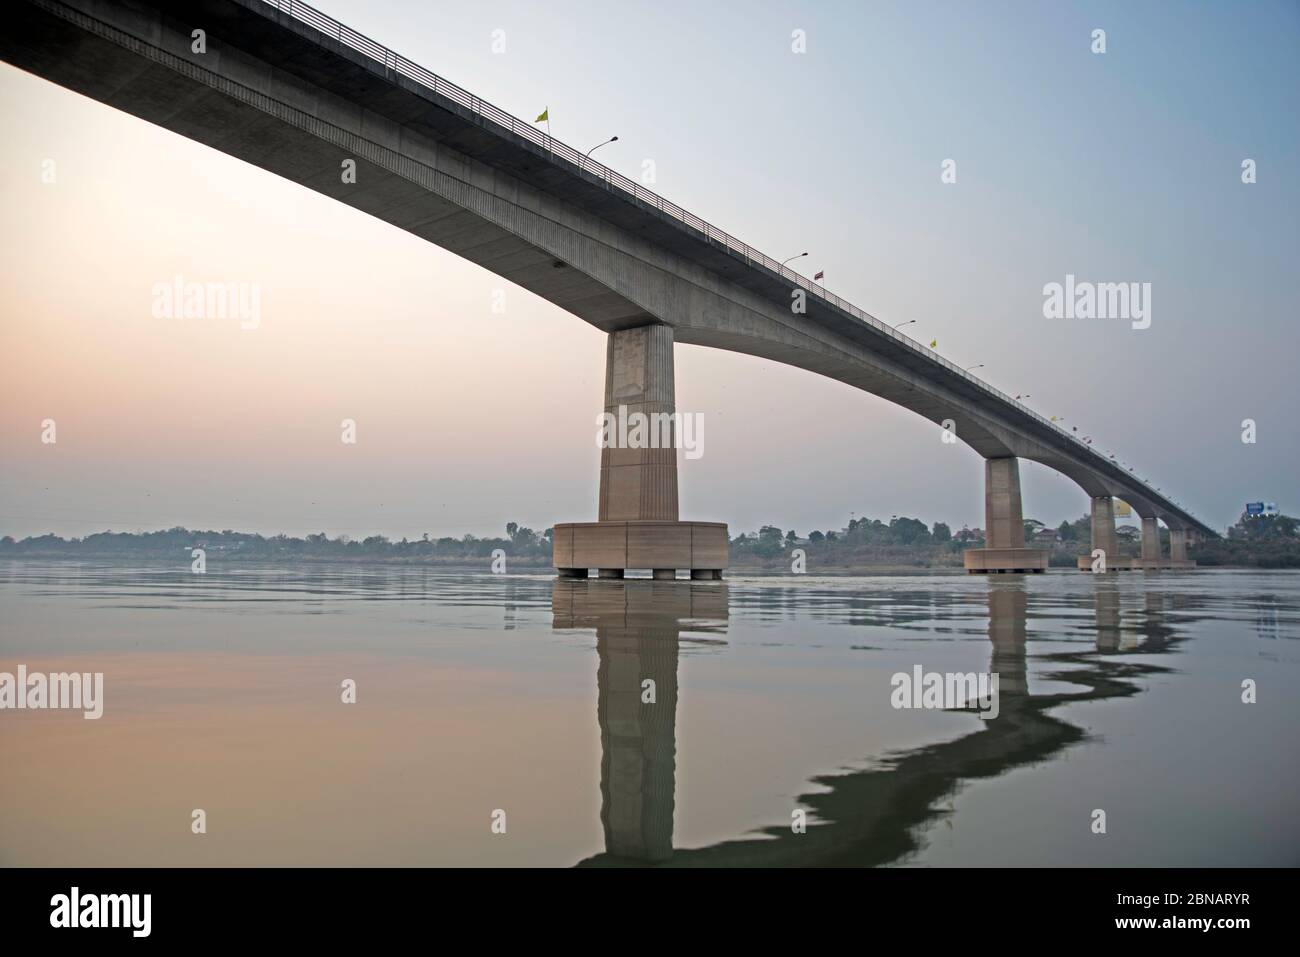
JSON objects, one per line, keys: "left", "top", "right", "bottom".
{"left": 5, "top": 513, "right": 1297, "bottom": 571}
{"left": 0, "top": 554, "right": 1283, "bottom": 575}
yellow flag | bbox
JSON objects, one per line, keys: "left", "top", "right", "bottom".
{"left": 929, "top": 339, "right": 937, "bottom": 348}
{"left": 535, "top": 107, "right": 548, "bottom": 123}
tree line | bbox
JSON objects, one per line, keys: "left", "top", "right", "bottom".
{"left": 3, "top": 513, "right": 1295, "bottom": 568}
{"left": 0, "top": 523, "right": 553, "bottom": 560}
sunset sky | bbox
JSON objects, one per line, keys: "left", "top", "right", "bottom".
{"left": 2, "top": 0, "right": 1297, "bottom": 541}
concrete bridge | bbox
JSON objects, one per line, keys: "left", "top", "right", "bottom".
{"left": 2, "top": 0, "right": 1215, "bottom": 575}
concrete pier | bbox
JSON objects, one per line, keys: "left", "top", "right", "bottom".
{"left": 598, "top": 324, "right": 678, "bottom": 523}
{"left": 1078, "top": 511, "right": 1197, "bottom": 571}
{"left": 1169, "top": 527, "right": 1187, "bottom": 563}
{"left": 1076, "top": 495, "right": 1123, "bottom": 571}
{"left": 964, "top": 457, "right": 1048, "bottom": 573}
{"left": 1141, "top": 516, "right": 1161, "bottom": 566}
{"left": 1090, "top": 496, "right": 1119, "bottom": 566}
{"left": 555, "top": 324, "right": 727, "bottom": 578}
{"left": 1122, "top": 515, "right": 1194, "bottom": 570}
{"left": 985, "top": 457, "right": 1026, "bottom": 550}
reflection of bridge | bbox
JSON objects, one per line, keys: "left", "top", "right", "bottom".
{"left": 3, "top": 0, "right": 1214, "bottom": 575}
{"left": 555, "top": 577, "right": 1186, "bottom": 867}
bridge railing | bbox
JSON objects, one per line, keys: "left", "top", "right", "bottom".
{"left": 257, "top": 0, "right": 1201, "bottom": 528}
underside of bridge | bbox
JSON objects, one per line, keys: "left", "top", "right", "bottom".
{"left": 0, "top": 0, "right": 1214, "bottom": 575}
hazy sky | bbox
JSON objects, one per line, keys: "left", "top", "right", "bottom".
{"left": 1, "top": 0, "right": 1297, "bottom": 541}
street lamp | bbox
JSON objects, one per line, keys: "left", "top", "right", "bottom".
{"left": 965, "top": 363, "right": 984, "bottom": 372}
{"left": 781, "top": 252, "right": 808, "bottom": 267}
{"left": 584, "top": 135, "right": 619, "bottom": 161}
{"left": 892, "top": 319, "right": 917, "bottom": 330}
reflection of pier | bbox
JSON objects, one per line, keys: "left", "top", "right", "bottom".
{"left": 987, "top": 583, "right": 1028, "bottom": 696}
{"left": 552, "top": 579, "right": 726, "bottom": 863}
{"left": 564, "top": 578, "right": 1188, "bottom": 867}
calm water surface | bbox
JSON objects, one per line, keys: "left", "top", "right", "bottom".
{"left": 1, "top": 561, "right": 1297, "bottom": 867}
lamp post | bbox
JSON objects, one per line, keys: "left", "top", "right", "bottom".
{"left": 582, "top": 134, "right": 616, "bottom": 171}
{"left": 585, "top": 135, "right": 618, "bottom": 159}
{"left": 780, "top": 252, "right": 808, "bottom": 267}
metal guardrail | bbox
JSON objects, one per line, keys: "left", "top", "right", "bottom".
{"left": 258, "top": 0, "right": 1204, "bottom": 528}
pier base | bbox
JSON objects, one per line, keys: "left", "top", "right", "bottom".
{"left": 965, "top": 457, "right": 1048, "bottom": 573}
{"left": 554, "top": 520, "right": 728, "bottom": 579}
{"left": 553, "top": 323, "right": 727, "bottom": 579}
{"left": 964, "top": 547, "right": 1049, "bottom": 574}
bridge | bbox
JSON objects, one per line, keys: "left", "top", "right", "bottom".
{"left": 2, "top": 0, "right": 1215, "bottom": 575}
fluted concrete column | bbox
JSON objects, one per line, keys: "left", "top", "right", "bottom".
{"left": 598, "top": 324, "right": 679, "bottom": 522}
{"left": 1141, "top": 516, "right": 1161, "bottom": 563}
{"left": 1090, "top": 496, "right": 1118, "bottom": 564}
{"left": 1169, "top": 527, "right": 1187, "bottom": 562}
{"left": 984, "top": 457, "right": 1026, "bottom": 549}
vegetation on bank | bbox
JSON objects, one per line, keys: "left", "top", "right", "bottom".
{"left": 0, "top": 523, "right": 554, "bottom": 564}
{"left": 2, "top": 513, "right": 1295, "bottom": 569}
{"left": 729, "top": 512, "right": 1300, "bottom": 571}
{"left": 1193, "top": 514, "right": 1300, "bottom": 569}
{"left": 731, "top": 514, "right": 1103, "bottom": 569}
